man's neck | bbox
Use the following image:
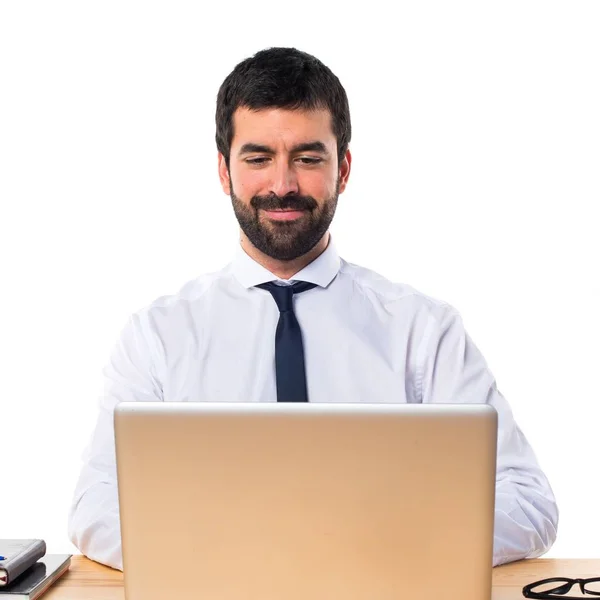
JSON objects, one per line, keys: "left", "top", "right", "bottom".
{"left": 240, "top": 232, "right": 329, "bottom": 280}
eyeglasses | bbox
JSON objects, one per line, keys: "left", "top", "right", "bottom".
{"left": 523, "top": 577, "right": 600, "bottom": 598}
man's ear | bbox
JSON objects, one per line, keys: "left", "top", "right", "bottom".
{"left": 337, "top": 149, "right": 352, "bottom": 194}
{"left": 218, "top": 152, "right": 231, "bottom": 195}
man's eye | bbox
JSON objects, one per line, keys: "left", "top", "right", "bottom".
{"left": 246, "top": 157, "right": 270, "bottom": 165}
{"left": 297, "top": 157, "right": 322, "bottom": 165}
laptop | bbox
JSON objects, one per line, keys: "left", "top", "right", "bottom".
{"left": 114, "top": 402, "right": 497, "bottom": 600}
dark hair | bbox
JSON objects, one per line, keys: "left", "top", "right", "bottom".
{"left": 216, "top": 47, "right": 351, "bottom": 167}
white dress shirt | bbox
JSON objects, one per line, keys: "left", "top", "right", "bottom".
{"left": 68, "top": 238, "right": 558, "bottom": 570}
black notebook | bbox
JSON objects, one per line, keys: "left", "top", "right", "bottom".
{"left": 0, "top": 555, "right": 71, "bottom": 600}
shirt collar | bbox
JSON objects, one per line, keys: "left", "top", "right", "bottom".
{"left": 231, "top": 235, "right": 341, "bottom": 289}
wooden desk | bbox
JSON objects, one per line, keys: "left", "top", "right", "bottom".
{"left": 44, "top": 555, "right": 600, "bottom": 600}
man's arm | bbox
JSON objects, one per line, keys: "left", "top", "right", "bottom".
{"left": 419, "top": 305, "right": 558, "bottom": 566}
{"left": 68, "top": 312, "right": 163, "bottom": 570}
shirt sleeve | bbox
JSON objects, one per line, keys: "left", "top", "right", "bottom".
{"left": 67, "top": 312, "right": 163, "bottom": 570}
{"left": 417, "top": 305, "right": 558, "bottom": 566}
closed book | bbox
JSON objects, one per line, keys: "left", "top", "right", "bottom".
{"left": 0, "top": 555, "right": 71, "bottom": 600}
{"left": 0, "top": 541, "right": 46, "bottom": 587}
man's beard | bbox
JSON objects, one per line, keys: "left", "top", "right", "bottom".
{"left": 230, "top": 181, "right": 339, "bottom": 261}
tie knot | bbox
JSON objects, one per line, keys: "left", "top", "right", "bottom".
{"left": 257, "top": 281, "right": 317, "bottom": 312}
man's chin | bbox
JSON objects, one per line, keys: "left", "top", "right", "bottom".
{"left": 255, "top": 235, "right": 315, "bottom": 262}
{"left": 259, "top": 221, "right": 312, "bottom": 244}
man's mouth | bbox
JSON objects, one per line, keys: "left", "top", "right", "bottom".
{"left": 262, "top": 209, "right": 306, "bottom": 221}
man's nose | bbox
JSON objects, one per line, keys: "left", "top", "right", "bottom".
{"left": 269, "top": 161, "right": 299, "bottom": 197}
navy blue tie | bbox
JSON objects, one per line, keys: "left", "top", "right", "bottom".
{"left": 256, "top": 281, "right": 317, "bottom": 402}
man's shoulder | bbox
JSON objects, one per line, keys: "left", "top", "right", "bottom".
{"left": 136, "top": 264, "right": 233, "bottom": 319}
{"left": 338, "top": 258, "right": 455, "bottom": 318}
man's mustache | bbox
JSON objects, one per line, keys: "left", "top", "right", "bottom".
{"left": 250, "top": 194, "right": 318, "bottom": 212}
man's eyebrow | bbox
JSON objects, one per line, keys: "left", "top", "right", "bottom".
{"left": 238, "top": 143, "right": 274, "bottom": 156}
{"left": 237, "top": 141, "right": 330, "bottom": 156}
{"left": 290, "top": 141, "right": 329, "bottom": 155}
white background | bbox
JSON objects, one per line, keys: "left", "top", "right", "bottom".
{"left": 1, "top": 1, "right": 598, "bottom": 559}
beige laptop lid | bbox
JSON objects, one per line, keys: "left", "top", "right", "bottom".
{"left": 115, "top": 402, "right": 497, "bottom": 600}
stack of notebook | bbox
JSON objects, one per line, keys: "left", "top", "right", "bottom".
{"left": 0, "top": 540, "right": 70, "bottom": 599}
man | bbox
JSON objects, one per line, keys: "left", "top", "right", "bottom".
{"left": 68, "top": 47, "right": 558, "bottom": 570}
